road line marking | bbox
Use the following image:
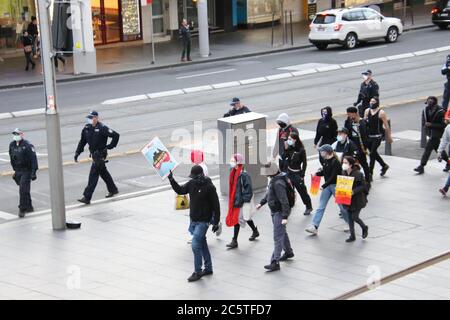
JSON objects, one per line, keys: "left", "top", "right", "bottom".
{"left": 147, "top": 89, "right": 184, "bottom": 99}
{"left": 11, "top": 108, "right": 44, "bottom": 117}
{"left": 176, "top": 69, "right": 236, "bottom": 79}
{"left": 0, "top": 113, "right": 12, "bottom": 120}
{"left": 239, "top": 77, "right": 267, "bottom": 85}
{"left": 363, "top": 57, "right": 388, "bottom": 64}
{"left": 182, "top": 85, "right": 214, "bottom": 93}
{"left": 102, "top": 94, "right": 148, "bottom": 105}
{"left": 436, "top": 46, "right": 450, "bottom": 52}
{"left": 291, "top": 68, "right": 318, "bottom": 76}
{"left": 338, "top": 45, "right": 388, "bottom": 54}
{"left": 265, "top": 73, "right": 293, "bottom": 80}
{"left": 413, "top": 49, "right": 437, "bottom": 56}
{"left": 387, "top": 53, "right": 415, "bottom": 60}
{"left": 0, "top": 211, "right": 14, "bottom": 220}
{"left": 211, "top": 81, "right": 241, "bottom": 89}
{"left": 316, "top": 65, "right": 342, "bottom": 72}
{"left": 340, "top": 61, "right": 365, "bottom": 68}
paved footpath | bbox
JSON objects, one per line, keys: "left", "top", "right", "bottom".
{"left": 0, "top": 155, "right": 449, "bottom": 300}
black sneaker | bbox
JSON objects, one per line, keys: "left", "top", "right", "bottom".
{"left": 187, "top": 272, "right": 202, "bottom": 282}
{"left": 264, "top": 262, "right": 280, "bottom": 272}
{"left": 18, "top": 210, "right": 26, "bottom": 218}
{"left": 279, "top": 252, "right": 295, "bottom": 262}
{"left": 77, "top": 197, "right": 91, "bottom": 205}
{"left": 414, "top": 166, "right": 424, "bottom": 174}
{"left": 200, "top": 270, "right": 213, "bottom": 277}
{"left": 346, "top": 236, "right": 356, "bottom": 243}
{"left": 105, "top": 190, "right": 119, "bottom": 198}
{"left": 380, "top": 165, "right": 389, "bottom": 177}
{"left": 303, "top": 208, "right": 313, "bottom": 216}
{"left": 226, "top": 239, "right": 238, "bottom": 249}
{"left": 25, "top": 207, "right": 34, "bottom": 213}
{"left": 444, "top": 164, "right": 450, "bottom": 172}
{"left": 362, "top": 226, "right": 369, "bottom": 239}
{"left": 249, "top": 229, "right": 260, "bottom": 241}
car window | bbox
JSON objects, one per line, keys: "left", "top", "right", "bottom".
{"left": 349, "top": 10, "right": 366, "bottom": 21}
{"left": 362, "top": 9, "right": 380, "bottom": 20}
{"left": 313, "top": 14, "right": 336, "bottom": 24}
{"left": 342, "top": 12, "right": 351, "bottom": 21}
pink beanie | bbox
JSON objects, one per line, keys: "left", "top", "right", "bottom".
{"left": 233, "top": 153, "right": 244, "bottom": 164}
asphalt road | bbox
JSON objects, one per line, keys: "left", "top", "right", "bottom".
{"left": 0, "top": 27, "right": 449, "bottom": 113}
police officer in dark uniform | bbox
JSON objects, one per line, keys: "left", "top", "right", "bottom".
{"left": 354, "top": 70, "right": 379, "bottom": 118}
{"left": 9, "top": 128, "right": 38, "bottom": 217}
{"left": 75, "top": 111, "right": 120, "bottom": 204}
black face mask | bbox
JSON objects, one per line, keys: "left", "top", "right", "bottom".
{"left": 278, "top": 122, "right": 287, "bottom": 128}
{"left": 426, "top": 100, "right": 436, "bottom": 108}
{"left": 370, "top": 103, "right": 378, "bottom": 109}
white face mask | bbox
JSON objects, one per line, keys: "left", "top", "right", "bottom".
{"left": 363, "top": 75, "right": 369, "bottom": 81}
{"left": 342, "top": 163, "right": 350, "bottom": 171}
{"left": 13, "top": 135, "right": 22, "bottom": 142}
{"left": 287, "top": 139, "right": 294, "bottom": 146}
{"left": 229, "top": 161, "right": 237, "bottom": 169}
{"left": 337, "top": 135, "right": 345, "bottom": 143}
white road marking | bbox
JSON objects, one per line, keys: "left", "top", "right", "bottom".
{"left": 147, "top": 89, "right": 184, "bottom": 99}
{"left": 102, "top": 95, "right": 148, "bottom": 105}
{"left": 338, "top": 45, "right": 388, "bottom": 54}
{"left": 364, "top": 57, "right": 388, "bottom": 64}
{"left": 176, "top": 68, "right": 236, "bottom": 79}
{"left": 265, "top": 73, "right": 293, "bottom": 80}
{"left": 316, "top": 65, "right": 341, "bottom": 72}
{"left": 291, "top": 68, "right": 318, "bottom": 76}
{"left": 387, "top": 53, "right": 415, "bottom": 60}
{"left": 182, "top": 85, "right": 213, "bottom": 93}
{"left": 436, "top": 46, "right": 450, "bottom": 52}
{"left": 0, "top": 113, "right": 12, "bottom": 120}
{"left": 211, "top": 81, "right": 241, "bottom": 89}
{"left": 414, "top": 49, "right": 437, "bottom": 56}
{"left": 11, "top": 108, "right": 44, "bottom": 117}
{"left": 239, "top": 77, "right": 267, "bottom": 85}
{"left": 340, "top": 61, "right": 365, "bottom": 68}
{"left": 0, "top": 211, "right": 15, "bottom": 220}
{"left": 278, "top": 63, "right": 334, "bottom": 71}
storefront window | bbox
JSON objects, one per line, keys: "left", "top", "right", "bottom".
{"left": 0, "top": 0, "right": 36, "bottom": 49}
{"left": 246, "top": 0, "right": 280, "bottom": 24}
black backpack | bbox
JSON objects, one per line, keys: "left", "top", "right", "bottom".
{"left": 282, "top": 176, "right": 296, "bottom": 208}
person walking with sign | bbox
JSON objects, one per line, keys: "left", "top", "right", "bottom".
{"left": 168, "top": 166, "right": 221, "bottom": 282}
{"left": 341, "top": 156, "right": 369, "bottom": 243}
{"left": 225, "top": 154, "right": 259, "bottom": 249}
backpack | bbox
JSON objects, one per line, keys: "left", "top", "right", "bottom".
{"left": 282, "top": 176, "right": 296, "bottom": 208}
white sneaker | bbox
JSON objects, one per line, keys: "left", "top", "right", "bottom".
{"left": 305, "top": 225, "right": 318, "bottom": 235}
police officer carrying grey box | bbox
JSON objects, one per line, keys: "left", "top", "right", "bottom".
{"left": 9, "top": 128, "right": 38, "bottom": 217}
{"left": 75, "top": 111, "right": 120, "bottom": 204}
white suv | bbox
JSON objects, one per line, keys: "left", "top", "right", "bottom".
{"left": 309, "top": 8, "right": 403, "bottom": 50}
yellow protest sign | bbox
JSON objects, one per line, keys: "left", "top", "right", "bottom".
{"left": 335, "top": 175, "right": 354, "bottom": 205}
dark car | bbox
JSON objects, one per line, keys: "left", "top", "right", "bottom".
{"left": 432, "top": 0, "right": 450, "bottom": 30}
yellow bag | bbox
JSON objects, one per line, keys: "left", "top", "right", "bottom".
{"left": 175, "top": 195, "right": 189, "bottom": 210}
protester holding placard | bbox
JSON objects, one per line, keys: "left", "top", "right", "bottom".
{"left": 341, "top": 156, "right": 369, "bottom": 243}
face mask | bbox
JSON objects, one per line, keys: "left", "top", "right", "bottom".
{"left": 321, "top": 112, "right": 327, "bottom": 119}
{"left": 370, "top": 103, "right": 378, "bottom": 109}
{"left": 363, "top": 75, "right": 369, "bottom": 81}
{"left": 13, "top": 135, "right": 22, "bottom": 142}
{"left": 278, "top": 122, "right": 287, "bottom": 128}
{"left": 337, "top": 135, "right": 345, "bottom": 143}
{"left": 229, "top": 161, "right": 237, "bottom": 169}
{"left": 86, "top": 118, "right": 94, "bottom": 125}
{"left": 342, "top": 163, "right": 350, "bottom": 171}
{"left": 287, "top": 139, "right": 294, "bottom": 146}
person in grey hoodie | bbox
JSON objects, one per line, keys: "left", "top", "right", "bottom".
{"left": 256, "top": 161, "right": 293, "bottom": 272}
{"left": 272, "top": 113, "right": 299, "bottom": 172}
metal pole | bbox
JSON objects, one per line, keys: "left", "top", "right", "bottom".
{"left": 197, "top": 0, "right": 210, "bottom": 58}
{"left": 280, "top": 1, "right": 285, "bottom": 45}
{"left": 284, "top": 10, "right": 288, "bottom": 45}
{"left": 290, "top": 10, "right": 293, "bottom": 46}
{"left": 271, "top": 12, "right": 274, "bottom": 47}
{"left": 150, "top": 3, "right": 155, "bottom": 64}
{"left": 36, "top": 0, "right": 66, "bottom": 230}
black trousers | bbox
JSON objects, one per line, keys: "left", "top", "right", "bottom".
{"left": 367, "top": 137, "right": 387, "bottom": 175}
{"left": 181, "top": 40, "right": 191, "bottom": 59}
{"left": 421, "top": 137, "right": 441, "bottom": 167}
{"left": 54, "top": 53, "right": 65, "bottom": 68}
{"left": 358, "top": 101, "right": 369, "bottom": 118}
{"left": 83, "top": 161, "right": 118, "bottom": 200}
{"left": 354, "top": 146, "right": 371, "bottom": 182}
{"left": 443, "top": 81, "right": 449, "bottom": 111}
{"left": 348, "top": 208, "right": 367, "bottom": 238}
{"left": 24, "top": 52, "right": 35, "bottom": 69}
{"left": 287, "top": 171, "right": 312, "bottom": 209}
{"left": 15, "top": 171, "right": 33, "bottom": 210}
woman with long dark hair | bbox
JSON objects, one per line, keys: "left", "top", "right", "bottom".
{"left": 286, "top": 132, "right": 313, "bottom": 215}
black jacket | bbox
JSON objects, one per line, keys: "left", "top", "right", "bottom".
{"left": 259, "top": 173, "right": 291, "bottom": 219}
{"left": 179, "top": 24, "right": 192, "bottom": 42}
{"left": 344, "top": 118, "right": 369, "bottom": 150}
{"left": 223, "top": 106, "right": 251, "bottom": 118}
{"left": 442, "top": 55, "right": 450, "bottom": 81}
{"left": 343, "top": 169, "right": 368, "bottom": 212}
{"left": 422, "top": 105, "right": 446, "bottom": 139}
{"left": 356, "top": 79, "right": 379, "bottom": 106}
{"left": 27, "top": 22, "right": 38, "bottom": 37}
{"left": 232, "top": 170, "right": 253, "bottom": 208}
{"left": 286, "top": 146, "right": 307, "bottom": 177}
{"left": 314, "top": 118, "right": 338, "bottom": 146}
{"left": 76, "top": 122, "right": 120, "bottom": 156}
{"left": 275, "top": 125, "right": 299, "bottom": 159}
{"left": 316, "top": 156, "right": 341, "bottom": 189}
{"left": 332, "top": 139, "right": 359, "bottom": 162}
{"left": 9, "top": 140, "right": 38, "bottom": 173}
{"left": 22, "top": 35, "right": 33, "bottom": 47}
{"left": 170, "top": 175, "right": 221, "bottom": 225}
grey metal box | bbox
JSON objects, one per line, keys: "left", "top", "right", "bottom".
{"left": 217, "top": 112, "right": 268, "bottom": 196}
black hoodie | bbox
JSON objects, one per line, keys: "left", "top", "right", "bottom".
{"left": 314, "top": 107, "right": 338, "bottom": 146}
{"left": 169, "top": 175, "right": 221, "bottom": 225}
